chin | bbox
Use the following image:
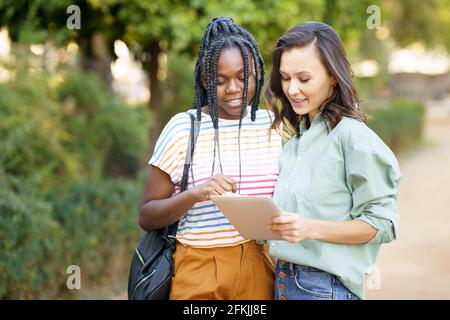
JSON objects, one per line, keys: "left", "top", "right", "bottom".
{"left": 219, "top": 104, "right": 246, "bottom": 117}
{"left": 292, "top": 107, "right": 308, "bottom": 116}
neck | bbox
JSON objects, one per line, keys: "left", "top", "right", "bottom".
{"left": 308, "top": 109, "right": 320, "bottom": 123}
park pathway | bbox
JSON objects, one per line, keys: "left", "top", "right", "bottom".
{"left": 366, "top": 101, "right": 450, "bottom": 299}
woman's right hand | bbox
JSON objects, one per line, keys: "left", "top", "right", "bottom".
{"left": 190, "top": 173, "right": 237, "bottom": 202}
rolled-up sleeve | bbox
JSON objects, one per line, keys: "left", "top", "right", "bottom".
{"left": 344, "top": 129, "right": 401, "bottom": 245}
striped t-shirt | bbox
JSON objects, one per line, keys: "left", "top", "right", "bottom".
{"left": 149, "top": 107, "right": 282, "bottom": 248}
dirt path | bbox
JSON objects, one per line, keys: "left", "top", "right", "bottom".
{"left": 366, "top": 101, "right": 450, "bottom": 299}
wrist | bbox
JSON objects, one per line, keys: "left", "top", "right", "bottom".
{"left": 307, "top": 219, "right": 324, "bottom": 241}
{"left": 186, "top": 187, "right": 201, "bottom": 203}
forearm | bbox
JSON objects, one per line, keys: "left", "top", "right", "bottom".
{"left": 309, "top": 219, "right": 377, "bottom": 244}
{"left": 139, "top": 189, "right": 200, "bottom": 231}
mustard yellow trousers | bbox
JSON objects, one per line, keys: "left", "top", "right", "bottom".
{"left": 170, "top": 241, "right": 274, "bottom": 300}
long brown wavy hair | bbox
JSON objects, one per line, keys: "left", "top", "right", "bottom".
{"left": 265, "top": 21, "right": 366, "bottom": 137}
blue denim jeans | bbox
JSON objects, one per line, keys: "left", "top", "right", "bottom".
{"left": 274, "top": 260, "right": 360, "bottom": 300}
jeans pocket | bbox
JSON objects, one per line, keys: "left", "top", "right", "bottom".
{"left": 294, "top": 270, "right": 333, "bottom": 299}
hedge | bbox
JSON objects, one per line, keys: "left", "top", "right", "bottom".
{"left": 0, "top": 71, "right": 148, "bottom": 299}
{"left": 367, "top": 99, "right": 426, "bottom": 154}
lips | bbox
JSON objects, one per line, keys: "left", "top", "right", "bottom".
{"left": 290, "top": 97, "right": 307, "bottom": 106}
{"left": 225, "top": 98, "right": 243, "bottom": 108}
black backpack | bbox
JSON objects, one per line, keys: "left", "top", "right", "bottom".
{"left": 128, "top": 112, "right": 198, "bottom": 300}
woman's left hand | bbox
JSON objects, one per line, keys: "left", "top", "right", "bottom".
{"left": 268, "top": 211, "right": 314, "bottom": 243}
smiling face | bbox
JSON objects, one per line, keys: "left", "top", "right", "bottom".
{"left": 279, "top": 44, "right": 336, "bottom": 122}
{"left": 203, "top": 47, "right": 255, "bottom": 120}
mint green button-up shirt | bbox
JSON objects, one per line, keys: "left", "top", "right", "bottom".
{"left": 268, "top": 113, "right": 401, "bottom": 299}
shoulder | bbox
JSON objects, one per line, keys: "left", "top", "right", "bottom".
{"left": 252, "top": 108, "right": 284, "bottom": 143}
{"left": 253, "top": 108, "right": 275, "bottom": 123}
{"left": 335, "top": 116, "right": 367, "bottom": 134}
{"left": 154, "top": 111, "right": 194, "bottom": 151}
{"left": 334, "top": 117, "right": 378, "bottom": 147}
{"left": 336, "top": 117, "right": 398, "bottom": 166}
{"left": 160, "top": 111, "right": 194, "bottom": 137}
{"left": 251, "top": 108, "right": 278, "bottom": 133}
{"left": 166, "top": 111, "right": 194, "bottom": 128}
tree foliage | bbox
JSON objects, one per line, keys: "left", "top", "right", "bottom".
{"left": 0, "top": 70, "right": 149, "bottom": 299}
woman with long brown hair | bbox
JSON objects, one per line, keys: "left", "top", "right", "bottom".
{"left": 265, "top": 21, "right": 401, "bottom": 300}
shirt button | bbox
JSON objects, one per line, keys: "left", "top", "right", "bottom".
{"left": 279, "top": 284, "right": 286, "bottom": 290}
{"left": 279, "top": 271, "right": 286, "bottom": 278}
{"left": 280, "top": 295, "right": 287, "bottom": 300}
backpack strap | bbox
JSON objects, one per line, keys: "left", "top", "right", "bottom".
{"left": 166, "top": 111, "right": 199, "bottom": 239}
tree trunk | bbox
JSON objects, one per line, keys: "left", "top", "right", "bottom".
{"left": 79, "top": 32, "right": 113, "bottom": 90}
{"left": 142, "top": 40, "right": 163, "bottom": 156}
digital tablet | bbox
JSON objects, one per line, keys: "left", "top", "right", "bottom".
{"left": 210, "top": 194, "right": 283, "bottom": 240}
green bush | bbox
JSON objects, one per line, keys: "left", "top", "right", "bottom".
{"left": 0, "top": 172, "right": 144, "bottom": 299}
{"left": 0, "top": 73, "right": 76, "bottom": 190}
{"left": 367, "top": 99, "right": 426, "bottom": 154}
{"left": 0, "top": 71, "right": 148, "bottom": 298}
{"left": 0, "top": 71, "right": 150, "bottom": 190}
{"left": 58, "top": 72, "right": 150, "bottom": 178}
{"left": 47, "top": 174, "right": 144, "bottom": 294}
{"left": 0, "top": 172, "right": 65, "bottom": 299}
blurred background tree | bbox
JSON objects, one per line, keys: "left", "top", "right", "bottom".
{"left": 1, "top": 0, "right": 386, "bottom": 151}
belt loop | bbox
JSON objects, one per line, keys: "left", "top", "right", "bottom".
{"left": 289, "top": 263, "right": 294, "bottom": 276}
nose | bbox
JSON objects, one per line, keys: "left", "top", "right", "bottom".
{"left": 226, "top": 79, "right": 241, "bottom": 94}
{"left": 287, "top": 80, "right": 301, "bottom": 97}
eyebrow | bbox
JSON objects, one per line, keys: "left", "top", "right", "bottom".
{"left": 279, "top": 69, "right": 311, "bottom": 76}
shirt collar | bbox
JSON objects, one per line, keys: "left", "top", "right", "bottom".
{"left": 299, "top": 112, "right": 324, "bottom": 135}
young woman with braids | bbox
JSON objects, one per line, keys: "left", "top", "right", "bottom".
{"left": 138, "top": 17, "right": 282, "bottom": 299}
{"left": 265, "top": 22, "right": 401, "bottom": 300}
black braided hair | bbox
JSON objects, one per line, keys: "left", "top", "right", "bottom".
{"left": 192, "top": 17, "right": 265, "bottom": 125}
{"left": 192, "top": 17, "right": 265, "bottom": 187}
